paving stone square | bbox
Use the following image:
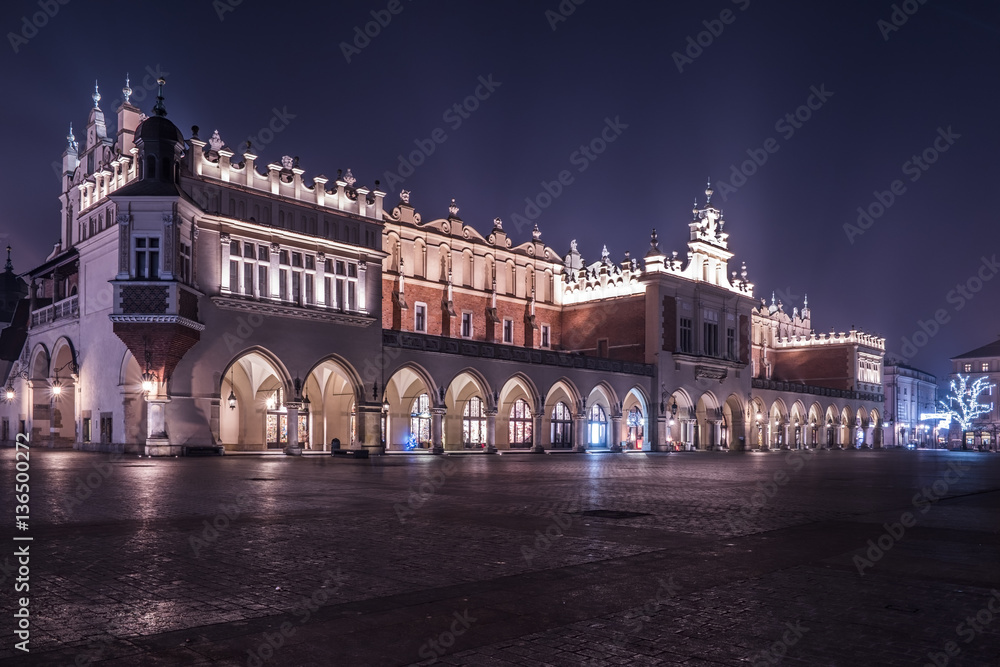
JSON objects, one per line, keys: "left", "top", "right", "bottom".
{"left": 1, "top": 449, "right": 999, "bottom": 666}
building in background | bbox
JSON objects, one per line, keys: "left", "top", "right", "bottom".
{"left": 883, "top": 363, "right": 938, "bottom": 447}
{"left": 0, "top": 79, "right": 885, "bottom": 455}
{"left": 946, "top": 340, "right": 1000, "bottom": 450}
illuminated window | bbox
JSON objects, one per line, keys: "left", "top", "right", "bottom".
{"left": 982, "top": 363, "right": 990, "bottom": 372}
{"left": 414, "top": 303, "right": 427, "bottom": 333}
{"left": 461, "top": 312, "right": 473, "bottom": 338}
{"left": 463, "top": 397, "right": 486, "bottom": 448}
{"left": 964, "top": 364, "right": 972, "bottom": 373}
{"left": 541, "top": 324, "right": 550, "bottom": 348}
{"left": 503, "top": 318, "right": 513, "bottom": 344}
{"left": 509, "top": 398, "right": 532, "bottom": 448}
{"left": 588, "top": 404, "right": 607, "bottom": 445}
{"left": 551, "top": 401, "right": 572, "bottom": 448}
{"left": 410, "top": 393, "right": 431, "bottom": 447}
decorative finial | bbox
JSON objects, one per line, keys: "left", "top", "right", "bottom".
{"left": 92, "top": 80, "right": 101, "bottom": 109}
{"left": 400, "top": 190, "right": 411, "bottom": 204}
{"left": 67, "top": 123, "right": 77, "bottom": 151}
{"left": 532, "top": 223, "right": 541, "bottom": 240}
{"left": 650, "top": 228, "right": 659, "bottom": 250}
{"left": 803, "top": 294, "right": 808, "bottom": 308}
{"left": 771, "top": 291, "right": 776, "bottom": 305}
{"left": 705, "top": 178, "right": 713, "bottom": 203}
{"left": 692, "top": 199, "right": 699, "bottom": 218}
{"left": 570, "top": 239, "right": 578, "bottom": 253}
{"left": 281, "top": 155, "right": 294, "bottom": 170}
{"left": 601, "top": 245, "right": 610, "bottom": 263}
{"left": 343, "top": 169, "right": 356, "bottom": 187}
{"left": 4, "top": 245, "right": 12, "bottom": 272}
{"left": 122, "top": 74, "right": 132, "bottom": 104}
{"left": 740, "top": 261, "right": 747, "bottom": 280}
{"left": 448, "top": 198, "right": 459, "bottom": 216}
{"left": 493, "top": 216, "right": 503, "bottom": 230}
{"left": 152, "top": 77, "right": 167, "bottom": 117}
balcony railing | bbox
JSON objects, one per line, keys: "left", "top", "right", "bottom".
{"left": 30, "top": 295, "right": 78, "bottom": 328}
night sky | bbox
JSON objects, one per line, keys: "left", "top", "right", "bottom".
{"left": 2, "top": 0, "right": 998, "bottom": 383}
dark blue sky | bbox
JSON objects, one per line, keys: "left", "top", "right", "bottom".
{"left": 2, "top": 0, "right": 998, "bottom": 382}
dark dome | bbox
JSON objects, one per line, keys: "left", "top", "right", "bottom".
{"left": 136, "top": 115, "right": 184, "bottom": 144}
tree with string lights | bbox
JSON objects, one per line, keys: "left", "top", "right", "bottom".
{"left": 939, "top": 374, "right": 995, "bottom": 434}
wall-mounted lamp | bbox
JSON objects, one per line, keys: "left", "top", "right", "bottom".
{"left": 227, "top": 368, "right": 237, "bottom": 410}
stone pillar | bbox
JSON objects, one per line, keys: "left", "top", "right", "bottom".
{"left": 711, "top": 420, "right": 723, "bottom": 450}
{"left": 431, "top": 407, "right": 445, "bottom": 454}
{"left": 683, "top": 419, "right": 695, "bottom": 450}
{"left": 357, "top": 403, "right": 384, "bottom": 456}
{"left": 144, "top": 397, "right": 179, "bottom": 456}
{"left": 610, "top": 414, "right": 622, "bottom": 451}
{"left": 485, "top": 409, "right": 497, "bottom": 453}
{"left": 532, "top": 412, "right": 545, "bottom": 453}
{"left": 574, "top": 412, "right": 587, "bottom": 452}
{"left": 220, "top": 233, "right": 231, "bottom": 292}
{"left": 656, "top": 415, "right": 669, "bottom": 452}
{"left": 284, "top": 403, "right": 301, "bottom": 455}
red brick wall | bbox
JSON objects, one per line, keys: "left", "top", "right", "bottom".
{"left": 560, "top": 295, "right": 646, "bottom": 362}
{"left": 382, "top": 276, "right": 562, "bottom": 348}
{"left": 771, "top": 346, "right": 852, "bottom": 390}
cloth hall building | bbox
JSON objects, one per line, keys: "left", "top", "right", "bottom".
{"left": 0, "top": 81, "right": 887, "bottom": 455}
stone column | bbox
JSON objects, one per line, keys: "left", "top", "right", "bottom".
{"left": 683, "top": 419, "right": 696, "bottom": 450}
{"left": 532, "top": 412, "right": 545, "bottom": 453}
{"left": 485, "top": 409, "right": 497, "bottom": 453}
{"left": 220, "top": 233, "right": 231, "bottom": 292}
{"left": 431, "top": 406, "right": 445, "bottom": 454}
{"left": 610, "top": 414, "right": 622, "bottom": 451}
{"left": 574, "top": 412, "right": 587, "bottom": 452}
{"left": 284, "top": 403, "right": 301, "bottom": 455}
{"left": 656, "top": 415, "right": 668, "bottom": 452}
{"left": 711, "top": 419, "right": 723, "bottom": 450}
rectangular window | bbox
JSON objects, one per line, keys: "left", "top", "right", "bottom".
{"left": 703, "top": 322, "right": 719, "bottom": 356}
{"left": 325, "top": 276, "right": 333, "bottom": 306}
{"left": 415, "top": 303, "right": 427, "bottom": 332}
{"left": 229, "top": 260, "right": 239, "bottom": 292}
{"left": 336, "top": 278, "right": 345, "bottom": 309}
{"left": 727, "top": 327, "right": 736, "bottom": 359}
{"left": 982, "top": 363, "right": 990, "bottom": 372}
{"left": 292, "top": 252, "right": 303, "bottom": 268}
{"left": 292, "top": 271, "right": 301, "bottom": 302}
{"left": 134, "top": 237, "right": 160, "bottom": 279}
{"left": 305, "top": 255, "right": 315, "bottom": 270}
{"left": 503, "top": 318, "right": 513, "bottom": 344}
{"left": 279, "top": 250, "right": 289, "bottom": 265}
{"left": 243, "top": 263, "right": 253, "bottom": 296}
{"left": 180, "top": 242, "right": 192, "bottom": 283}
{"left": 336, "top": 261, "right": 346, "bottom": 276}
{"left": 348, "top": 263, "right": 357, "bottom": 278}
{"left": 305, "top": 275, "right": 314, "bottom": 304}
{"left": 258, "top": 265, "right": 269, "bottom": 298}
{"left": 279, "top": 269, "right": 288, "bottom": 300}
{"left": 597, "top": 338, "right": 609, "bottom": 357}
{"left": 541, "top": 324, "right": 550, "bottom": 348}
{"left": 679, "top": 317, "right": 693, "bottom": 353}
{"left": 347, "top": 281, "right": 356, "bottom": 310}
{"left": 461, "top": 312, "right": 473, "bottom": 338}
{"left": 243, "top": 244, "right": 255, "bottom": 259}
{"left": 258, "top": 245, "right": 269, "bottom": 262}
{"left": 964, "top": 363, "right": 973, "bottom": 372}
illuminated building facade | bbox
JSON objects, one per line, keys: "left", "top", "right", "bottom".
{"left": 947, "top": 341, "right": 1000, "bottom": 450}
{"left": 883, "top": 363, "right": 938, "bottom": 447}
{"left": 0, "top": 81, "right": 885, "bottom": 455}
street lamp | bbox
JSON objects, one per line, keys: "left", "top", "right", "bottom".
{"left": 227, "top": 367, "right": 237, "bottom": 410}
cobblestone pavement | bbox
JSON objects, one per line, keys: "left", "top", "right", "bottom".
{"left": 1, "top": 449, "right": 998, "bottom": 666}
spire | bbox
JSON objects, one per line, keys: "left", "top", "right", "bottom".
{"left": 4, "top": 245, "right": 12, "bottom": 273}
{"left": 66, "top": 123, "right": 77, "bottom": 152}
{"left": 705, "top": 178, "right": 713, "bottom": 205}
{"left": 771, "top": 291, "right": 776, "bottom": 305}
{"left": 92, "top": 80, "right": 101, "bottom": 109}
{"left": 152, "top": 77, "right": 167, "bottom": 117}
{"left": 122, "top": 73, "right": 132, "bottom": 105}
{"left": 804, "top": 294, "right": 809, "bottom": 308}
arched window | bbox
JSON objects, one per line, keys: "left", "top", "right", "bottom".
{"left": 463, "top": 396, "right": 486, "bottom": 448}
{"left": 551, "top": 401, "right": 573, "bottom": 448}
{"left": 626, "top": 406, "right": 643, "bottom": 449}
{"left": 588, "top": 404, "right": 607, "bottom": 446}
{"left": 509, "top": 398, "right": 532, "bottom": 448}
{"left": 410, "top": 393, "right": 431, "bottom": 448}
